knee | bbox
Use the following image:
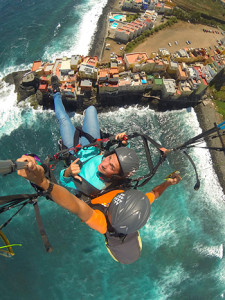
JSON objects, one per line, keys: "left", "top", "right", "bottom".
{"left": 86, "top": 106, "right": 97, "bottom": 114}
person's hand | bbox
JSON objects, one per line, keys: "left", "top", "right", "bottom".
{"left": 17, "top": 155, "right": 46, "bottom": 186}
{"left": 64, "top": 158, "right": 82, "bottom": 182}
{"left": 115, "top": 132, "right": 128, "bottom": 145}
{"left": 166, "top": 172, "right": 182, "bottom": 185}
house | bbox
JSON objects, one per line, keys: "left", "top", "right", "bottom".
{"left": 162, "top": 79, "right": 176, "bottom": 97}
{"left": 167, "top": 60, "right": 179, "bottom": 74}
{"left": 179, "top": 80, "right": 193, "bottom": 96}
{"left": 79, "top": 64, "right": 98, "bottom": 80}
{"left": 115, "top": 28, "right": 131, "bottom": 43}
{"left": 152, "top": 78, "right": 163, "bottom": 90}
{"left": 60, "top": 57, "right": 72, "bottom": 75}
{"left": 44, "top": 63, "right": 54, "bottom": 76}
{"left": 83, "top": 56, "right": 98, "bottom": 67}
{"left": 177, "top": 64, "right": 188, "bottom": 81}
{"left": 159, "top": 48, "right": 170, "bottom": 57}
{"left": 98, "top": 68, "right": 109, "bottom": 83}
{"left": 124, "top": 52, "right": 148, "bottom": 70}
{"left": 71, "top": 55, "right": 82, "bottom": 71}
{"left": 32, "top": 61, "right": 42, "bottom": 72}
{"left": 80, "top": 79, "right": 92, "bottom": 91}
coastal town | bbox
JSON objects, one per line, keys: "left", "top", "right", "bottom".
{"left": 17, "top": 0, "right": 225, "bottom": 110}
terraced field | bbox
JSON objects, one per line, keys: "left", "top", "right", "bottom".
{"left": 172, "top": 0, "right": 225, "bottom": 22}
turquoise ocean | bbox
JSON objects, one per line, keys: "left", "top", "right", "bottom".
{"left": 0, "top": 1, "right": 225, "bottom": 299}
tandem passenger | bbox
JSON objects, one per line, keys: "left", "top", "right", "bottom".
{"left": 17, "top": 155, "right": 181, "bottom": 264}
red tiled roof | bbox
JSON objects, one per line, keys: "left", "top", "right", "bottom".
{"left": 32, "top": 61, "right": 42, "bottom": 72}
{"left": 201, "top": 78, "right": 208, "bottom": 85}
{"left": 125, "top": 53, "right": 148, "bottom": 64}
{"left": 39, "top": 83, "right": 48, "bottom": 91}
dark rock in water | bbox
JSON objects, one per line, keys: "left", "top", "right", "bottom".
{"left": 3, "top": 70, "right": 40, "bottom": 103}
{"left": 17, "top": 84, "right": 36, "bottom": 102}
{"left": 18, "top": 72, "right": 40, "bottom": 102}
{"left": 36, "top": 90, "right": 43, "bottom": 105}
{"left": 3, "top": 70, "right": 30, "bottom": 91}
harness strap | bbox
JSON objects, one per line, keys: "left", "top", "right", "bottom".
{"left": 140, "top": 135, "right": 154, "bottom": 173}
{"left": 33, "top": 200, "right": 53, "bottom": 253}
{"left": 74, "top": 126, "right": 96, "bottom": 148}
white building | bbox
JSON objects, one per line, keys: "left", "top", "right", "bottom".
{"left": 79, "top": 64, "right": 98, "bottom": 80}
{"left": 162, "top": 78, "right": 176, "bottom": 97}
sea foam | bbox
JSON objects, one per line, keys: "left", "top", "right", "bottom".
{"left": 43, "top": 0, "right": 108, "bottom": 62}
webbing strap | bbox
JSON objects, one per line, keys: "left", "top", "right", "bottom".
{"left": 126, "top": 132, "right": 166, "bottom": 188}
{"left": 134, "top": 155, "right": 166, "bottom": 188}
{"left": 33, "top": 201, "right": 53, "bottom": 253}
{"left": 140, "top": 135, "right": 154, "bottom": 173}
{"left": 128, "top": 132, "right": 163, "bottom": 151}
{"left": 73, "top": 127, "right": 96, "bottom": 148}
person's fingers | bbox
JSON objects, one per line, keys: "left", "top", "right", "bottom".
{"left": 72, "top": 158, "right": 80, "bottom": 165}
{"left": 115, "top": 132, "right": 126, "bottom": 140}
{"left": 74, "top": 175, "right": 82, "bottom": 182}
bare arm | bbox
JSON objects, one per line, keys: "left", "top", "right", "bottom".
{"left": 17, "top": 156, "right": 93, "bottom": 221}
{"left": 146, "top": 173, "right": 181, "bottom": 203}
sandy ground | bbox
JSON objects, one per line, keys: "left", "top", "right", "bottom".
{"left": 101, "top": 21, "right": 222, "bottom": 62}
{"left": 134, "top": 21, "right": 222, "bottom": 54}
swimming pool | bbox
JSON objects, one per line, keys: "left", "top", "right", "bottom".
{"left": 114, "top": 14, "right": 123, "bottom": 20}
{"left": 111, "top": 22, "right": 118, "bottom": 28}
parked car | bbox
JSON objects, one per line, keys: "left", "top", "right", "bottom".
{"left": 175, "top": 41, "right": 178, "bottom": 45}
{"left": 168, "top": 42, "right": 172, "bottom": 47}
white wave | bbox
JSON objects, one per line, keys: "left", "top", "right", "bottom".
{"left": 0, "top": 82, "right": 23, "bottom": 138}
{"left": 158, "top": 107, "right": 225, "bottom": 204}
{"left": 43, "top": 0, "right": 108, "bottom": 61}
{"left": 183, "top": 110, "right": 225, "bottom": 205}
{"left": 194, "top": 243, "right": 223, "bottom": 259}
{"left": 156, "top": 263, "right": 189, "bottom": 299}
{"left": 0, "top": 63, "right": 32, "bottom": 80}
{"left": 54, "top": 23, "right": 61, "bottom": 37}
{"left": 0, "top": 80, "right": 54, "bottom": 139}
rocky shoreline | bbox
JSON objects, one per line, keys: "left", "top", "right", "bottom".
{"left": 194, "top": 102, "right": 225, "bottom": 194}
{"left": 89, "top": 0, "right": 118, "bottom": 58}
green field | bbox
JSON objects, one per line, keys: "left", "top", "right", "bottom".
{"left": 172, "top": 0, "right": 225, "bottom": 23}
{"left": 215, "top": 100, "right": 225, "bottom": 119}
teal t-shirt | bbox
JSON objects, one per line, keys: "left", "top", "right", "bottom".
{"left": 59, "top": 147, "right": 107, "bottom": 192}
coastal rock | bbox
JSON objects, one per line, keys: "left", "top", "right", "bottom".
{"left": 17, "top": 72, "right": 40, "bottom": 102}
{"left": 3, "top": 69, "right": 41, "bottom": 103}
{"left": 3, "top": 70, "right": 30, "bottom": 91}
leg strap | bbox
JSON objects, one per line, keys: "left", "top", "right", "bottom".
{"left": 33, "top": 200, "right": 53, "bottom": 253}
